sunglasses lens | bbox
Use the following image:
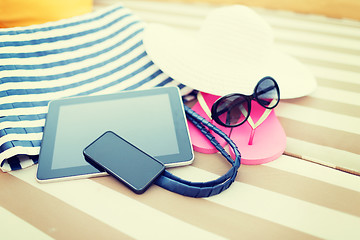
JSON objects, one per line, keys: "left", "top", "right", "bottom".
{"left": 256, "top": 78, "right": 279, "bottom": 108}
{"left": 214, "top": 95, "right": 249, "bottom": 127}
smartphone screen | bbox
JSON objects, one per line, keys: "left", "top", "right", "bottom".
{"left": 83, "top": 131, "right": 165, "bottom": 194}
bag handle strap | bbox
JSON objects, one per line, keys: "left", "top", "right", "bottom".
{"left": 155, "top": 105, "right": 241, "bottom": 198}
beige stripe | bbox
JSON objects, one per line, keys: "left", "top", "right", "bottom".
{"left": 308, "top": 65, "right": 360, "bottom": 85}
{"left": 257, "top": 8, "right": 360, "bottom": 28}
{"left": 240, "top": 165, "right": 360, "bottom": 217}
{"left": 276, "top": 38, "right": 360, "bottom": 56}
{"left": 316, "top": 77, "right": 360, "bottom": 93}
{"left": 297, "top": 57, "right": 360, "bottom": 73}
{"left": 282, "top": 97, "right": 360, "bottom": 118}
{"left": 0, "top": 207, "right": 53, "bottom": 240}
{"left": 0, "top": 172, "right": 133, "bottom": 240}
{"left": 93, "top": 176, "right": 318, "bottom": 240}
{"left": 284, "top": 137, "right": 360, "bottom": 176}
{"left": 279, "top": 117, "right": 360, "bottom": 155}
{"left": 272, "top": 24, "right": 360, "bottom": 41}
{"left": 191, "top": 152, "right": 360, "bottom": 217}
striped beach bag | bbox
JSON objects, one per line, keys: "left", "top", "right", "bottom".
{"left": 0, "top": 3, "right": 193, "bottom": 172}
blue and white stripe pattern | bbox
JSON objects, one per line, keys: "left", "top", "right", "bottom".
{"left": 0, "top": 3, "right": 192, "bottom": 172}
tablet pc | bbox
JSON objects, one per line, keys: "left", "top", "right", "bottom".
{"left": 37, "top": 87, "right": 193, "bottom": 182}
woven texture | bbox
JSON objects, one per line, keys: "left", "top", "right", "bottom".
{"left": 155, "top": 105, "right": 241, "bottom": 197}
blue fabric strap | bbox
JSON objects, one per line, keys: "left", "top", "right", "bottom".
{"left": 155, "top": 105, "right": 241, "bottom": 198}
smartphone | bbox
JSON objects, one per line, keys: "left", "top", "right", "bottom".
{"left": 83, "top": 131, "right": 165, "bottom": 194}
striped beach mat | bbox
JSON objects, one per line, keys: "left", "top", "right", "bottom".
{"left": 0, "top": 3, "right": 193, "bottom": 172}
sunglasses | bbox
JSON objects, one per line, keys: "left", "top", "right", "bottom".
{"left": 211, "top": 76, "right": 280, "bottom": 128}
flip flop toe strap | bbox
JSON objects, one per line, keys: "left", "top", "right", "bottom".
{"left": 239, "top": 99, "right": 277, "bottom": 145}
{"left": 197, "top": 91, "right": 213, "bottom": 120}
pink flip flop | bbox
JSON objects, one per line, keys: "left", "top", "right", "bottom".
{"left": 229, "top": 101, "right": 286, "bottom": 164}
{"left": 187, "top": 92, "right": 232, "bottom": 153}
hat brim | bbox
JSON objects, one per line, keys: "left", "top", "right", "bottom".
{"left": 143, "top": 23, "right": 317, "bottom": 99}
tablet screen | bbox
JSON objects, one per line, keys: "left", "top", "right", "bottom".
{"left": 37, "top": 87, "right": 193, "bottom": 182}
{"left": 51, "top": 93, "right": 178, "bottom": 170}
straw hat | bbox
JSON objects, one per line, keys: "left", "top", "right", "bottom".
{"left": 143, "top": 5, "right": 317, "bottom": 99}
